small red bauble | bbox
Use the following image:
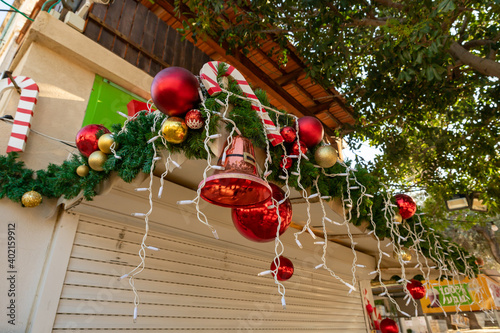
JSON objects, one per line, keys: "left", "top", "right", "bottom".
{"left": 280, "top": 126, "right": 297, "bottom": 143}
{"left": 151, "top": 67, "right": 200, "bottom": 117}
{"left": 75, "top": 124, "right": 110, "bottom": 158}
{"left": 185, "top": 109, "right": 205, "bottom": 129}
{"left": 231, "top": 183, "right": 292, "bottom": 242}
{"left": 280, "top": 155, "right": 293, "bottom": 169}
{"left": 476, "top": 257, "right": 485, "bottom": 266}
{"left": 394, "top": 194, "right": 417, "bottom": 219}
{"left": 297, "top": 116, "right": 324, "bottom": 148}
{"left": 407, "top": 279, "right": 426, "bottom": 300}
{"left": 290, "top": 141, "right": 307, "bottom": 156}
{"left": 270, "top": 256, "right": 294, "bottom": 281}
{"left": 380, "top": 318, "right": 399, "bottom": 333}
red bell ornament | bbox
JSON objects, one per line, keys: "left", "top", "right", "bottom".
{"left": 151, "top": 67, "right": 200, "bottom": 117}
{"left": 394, "top": 193, "right": 417, "bottom": 219}
{"left": 380, "top": 318, "right": 399, "bottom": 333}
{"left": 297, "top": 116, "right": 324, "bottom": 148}
{"left": 270, "top": 256, "right": 294, "bottom": 281}
{"left": 280, "top": 126, "right": 297, "bottom": 143}
{"left": 75, "top": 124, "right": 110, "bottom": 157}
{"left": 232, "top": 183, "right": 292, "bottom": 242}
{"left": 199, "top": 136, "right": 272, "bottom": 208}
{"left": 407, "top": 279, "right": 426, "bottom": 300}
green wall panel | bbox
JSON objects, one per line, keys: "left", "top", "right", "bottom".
{"left": 82, "top": 75, "right": 149, "bottom": 129}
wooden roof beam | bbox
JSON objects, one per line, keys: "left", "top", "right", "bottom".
{"left": 275, "top": 68, "right": 303, "bottom": 86}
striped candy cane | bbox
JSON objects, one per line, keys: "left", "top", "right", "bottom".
{"left": 200, "top": 61, "right": 284, "bottom": 146}
{"left": 0, "top": 76, "right": 39, "bottom": 153}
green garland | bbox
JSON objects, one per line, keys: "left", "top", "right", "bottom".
{"left": 0, "top": 67, "right": 478, "bottom": 276}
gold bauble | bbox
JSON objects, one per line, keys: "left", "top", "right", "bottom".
{"left": 22, "top": 190, "right": 42, "bottom": 207}
{"left": 76, "top": 164, "right": 90, "bottom": 177}
{"left": 314, "top": 145, "right": 338, "bottom": 168}
{"left": 161, "top": 117, "right": 188, "bottom": 144}
{"left": 98, "top": 133, "right": 117, "bottom": 154}
{"left": 88, "top": 150, "right": 108, "bottom": 171}
{"left": 394, "top": 213, "right": 403, "bottom": 223}
{"left": 394, "top": 248, "right": 412, "bottom": 262}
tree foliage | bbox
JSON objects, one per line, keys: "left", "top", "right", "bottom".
{"left": 177, "top": 0, "right": 500, "bottom": 212}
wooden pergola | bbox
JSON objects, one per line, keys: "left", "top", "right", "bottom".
{"left": 141, "top": 0, "right": 357, "bottom": 137}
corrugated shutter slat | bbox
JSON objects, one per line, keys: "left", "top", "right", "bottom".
{"left": 53, "top": 217, "right": 367, "bottom": 331}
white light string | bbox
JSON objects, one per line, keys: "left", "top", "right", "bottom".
{"left": 213, "top": 83, "right": 487, "bottom": 307}
{"left": 450, "top": 243, "right": 495, "bottom": 322}
{"left": 367, "top": 202, "right": 411, "bottom": 317}
{"left": 121, "top": 110, "right": 163, "bottom": 322}
{"left": 292, "top": 114, "right": 319, "bottom": 248}
{"left": 176, "top": 89, "right": 220, "bottom": 239}
{"left": 313, "top": 175, "right": 357, "bottom": 292}
{"left": 336, "top": 162, "right": 361, "bottom": 291}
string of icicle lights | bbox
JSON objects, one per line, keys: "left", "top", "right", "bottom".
{"left": 113, "top": 75, "right": 482, "bottom": 323}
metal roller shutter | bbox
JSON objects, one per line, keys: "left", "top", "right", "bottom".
{"left": 52, "top": 216, "right": 368, "bottom": 332}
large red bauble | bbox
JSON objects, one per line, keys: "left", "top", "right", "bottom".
{"left": 394, "top": 194, "right": 417, "bottom": 219}
{"left": 75, "top": 124, "right": 110, "bottom": 158}
{"left": 270, "top": 256, "right": 294, "bottom": 281}
{"left": 290, "top": 141, "right": 307, "bottom": 156}
{"left": 380, "top": 318, "right": 399, "bottom": 333}
{"left": 231, "top": 183, "right": 292, "bottom": 242}
{"left": 407, "top": 279, "right": 426, "bottom": 300}
{"left": 297, "top": 116, "right": 324, "bottom": 148}
{"left": 280, "top": 126, "right": 297, "bottom": 143}
{"left": 151, "top": 67, "right": 200, "bottom": 117}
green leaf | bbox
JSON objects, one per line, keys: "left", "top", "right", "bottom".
{"left": 437, "top": 0, "right": 456, "bottom": 13}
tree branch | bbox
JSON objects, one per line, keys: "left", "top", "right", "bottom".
{"left": 449, "top": 41, "right": 500, "bottom": 79}
{"left": 457, "top": 15, "right": 469, "bottom": 43}
{"left": 473, "top": 225, "right": 500, "bottom": 264}
{"left": 342, "top": 18, "right": 388, "bottom": 27}
{"left": 373, "top": 0, "right": 404, "bottom": 10}
{"left": 463, "top": 39, "right": 496, "bottom": 50}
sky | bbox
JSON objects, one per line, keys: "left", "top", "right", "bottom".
{"left": 0, "top": 0, "right": 16, "bottom": 30}
{"left": 343, "top": 142, "right": 381, "bottom": 166}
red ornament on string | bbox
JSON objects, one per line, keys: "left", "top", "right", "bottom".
{"left": 280, "top": 126, "right": 297, "bottom": 143}
{"left": 151, "top": 67, "right": 200, "bottom": 117}
{"left": 270, "top": 256, "right": 294, "bottom": 281}
{"left": 280, "top": 155, "right": 293, "bottom": 169}
{"left": 407, "top": 279, "right": 426, "bottom": 300}
{"left": 75, "top": 124, "right": 110, "bottom": 158}
{"left": 290, "top": 141, "right": 307, "bottom": 156}
{"left": 476, "top": 257, "right": 485, "bottom": 266}
{"left": 297, "top": 116, "right": 324, "bottom": 148}
{"left": 185, "top": 109, "right": 205, "bottom": 129}
{"left": 231, "top": 183, "right": 292, "bottom": 242}
{"left": 394, "top": 194, "right": 417, "bottom": 219}
{"left": 380, "top": 318, "right": 399, "bottom": 333}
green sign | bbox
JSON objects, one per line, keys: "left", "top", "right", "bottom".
{"left": 435, "top": 283, "right": 473, "bottom": 306}
{"left": 83, "top": 75, "right": 148, "bottom": 129}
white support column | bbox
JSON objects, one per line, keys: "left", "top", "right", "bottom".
{"left": 26, "top": 210, "right": 79, "bottom": 333}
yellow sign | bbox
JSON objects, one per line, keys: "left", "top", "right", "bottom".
{"left": 420, "top": 275, "right": 499, "bottom": 313}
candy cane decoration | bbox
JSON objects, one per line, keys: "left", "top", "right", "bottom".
{"left": 0, "top": 76, "right": 39, "bottom": 153}
{"left": 200, "top": 61, "right": 284, "bottom": 146}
